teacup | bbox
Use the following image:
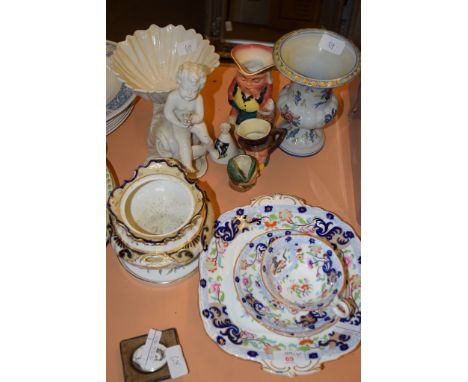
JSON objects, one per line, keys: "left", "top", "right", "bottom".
{"left": 261, "top": 233, "right": 351, "bottom": 318}
{"left": 235, "top": 118, "right": 286, "bottom": 168}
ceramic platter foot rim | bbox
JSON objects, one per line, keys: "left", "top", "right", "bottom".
{"left": 261, "top": 359, "right": 322, "bottom": 377}
{"left": 198, "top": 195, "right": 361, "bottom": 376}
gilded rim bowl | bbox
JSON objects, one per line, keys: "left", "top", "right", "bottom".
{"left": 273, "top": 28, "right": 360, "bottom": 88}
{"left": 108, "top": 159, "right": 205, "bottom": 243}
{"left": 108, "top": 24, "right": 220, "bottom": 99}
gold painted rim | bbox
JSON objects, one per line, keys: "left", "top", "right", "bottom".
{"left": 108, "top": 159, "right": 206, "bottom": 244}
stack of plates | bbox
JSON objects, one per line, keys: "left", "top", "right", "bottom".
{"left": 106, "top": 41, "right": 136, "bottom": 135}
{"left": 107, "top": 159, "right": 215, "bottom": 285}
{"left": 199, "top": 194, "right": 361, "bottom": 376}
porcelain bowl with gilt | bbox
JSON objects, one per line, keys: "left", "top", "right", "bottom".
{"left": 107, "top": 159, "right": 214, "bottom": 269}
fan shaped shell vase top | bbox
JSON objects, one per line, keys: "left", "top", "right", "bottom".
{"left": 273, "top": 28, "right": 360, "bottom": 157}
{"left": 108, "top": 24, "right": 220, "bottom": 176}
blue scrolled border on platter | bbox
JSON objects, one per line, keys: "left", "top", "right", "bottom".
{"left": 198, "top": 203, "right": 361, "bottom": 375}
{"left": 106, "top": 40, "right": 136, "bottom": 120}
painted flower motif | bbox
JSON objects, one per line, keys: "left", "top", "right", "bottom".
{"left": 242, "top": 277, "right": 249, "bottom": 287}
{"left": 247, "top": 350, "right": 258, "bottom": 358}
{"left": 262, "top": 343, "right": 282, "bottom": 355}
{"left": 200, "top": 279, "right": 207, "bottom": 288}
{"left": 279, "top": 209, "right": 293, "bottom": 223}
{"left": 211, "top": 282, "right": 221, "bottom": 295}
{"left": 298, "top": 206, "right": 307, "bottom": 213}
{"left": 326, "top": 212, "right": 334, "bottom": 220}
{"left": 299, "top": 339, "right": 313, "bottom": 346}
{"left": 343, "top": 256, "right": 352, "bottom": 266}
{"left": 308, "top": 259, "right": 315, "bottom": 269}
{"left": 205, "top": 257, "right": 218, "bottom": 273}
{"left": 240, "top": 330, "right": 255, "bottom": 340}
{"left": 283, "top": 110, "right": 295, "bottom": 123}
{"left": 264, "top": 221, "right": 277, "bottom": 228}
{"left": 308, "top": 352, "right": 319, "bottom": 359}
{"left": 281, "top": 104, "right": 301, "bottom": 127}
{"left": 216, "top": 336, "right": 226, "bottom": 345}
{"left": 264, "top": 205, "right": 273, "bottom": 213}
{"left": 202, "top": 309, "right": 210, "bottom": 318}
{"left": 236, "top": 208, "right": 244, "bottom": 216}
{"left": 294, "top": 90, "right": 302, "bottom": 105}
{"left": 324, "top": 108, "right": 337, "bottom": 124}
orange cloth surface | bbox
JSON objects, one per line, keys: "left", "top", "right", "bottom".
{"left": 107, "top": 64, "right": 360, "bottom": 382}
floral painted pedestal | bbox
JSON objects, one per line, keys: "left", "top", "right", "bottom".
{"left": 278, "top": 83, "right": 338, "bottom": 157}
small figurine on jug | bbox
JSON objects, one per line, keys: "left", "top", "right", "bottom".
{"left": 228, "top": 44, "right": 275, "bottom": 126}
{"left": 164, "top": 62, "right": 216, "bottom": 174}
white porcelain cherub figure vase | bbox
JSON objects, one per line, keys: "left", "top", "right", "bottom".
{"left": 163, "top": 62, "right": 215, "bottom": 174}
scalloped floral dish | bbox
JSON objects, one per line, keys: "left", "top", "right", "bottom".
{"left": 199, "top": 194, "right": 361, "bottom": 376}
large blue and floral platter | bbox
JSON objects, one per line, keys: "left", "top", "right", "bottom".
{"left": 198, "top": 194, "right": 361, "bottom": 376}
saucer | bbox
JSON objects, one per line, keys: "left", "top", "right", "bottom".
{"left": 199, "top": 194, "right": 361, "bottom": 376}
{"left": 234, "top": 229, "right": 338, "bottom": 337}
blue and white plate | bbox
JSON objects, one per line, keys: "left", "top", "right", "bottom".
{"left": 106, "top": 41, "right": 136, "bottom": 126}
{"left": 199, "top": 194, "right": 361, "bottom": 377}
